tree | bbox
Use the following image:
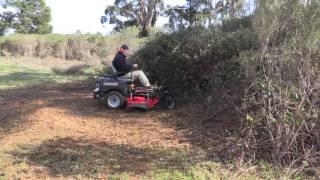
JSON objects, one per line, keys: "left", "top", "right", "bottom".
{"left": 0, "top": 0, "right": 8, "bottom": 7}
{"left": 101, "top": 0, "right": 164, "bottom": 37}
{"left": 164, "top": 0, "right": 209, "bottom": 31}
{"left": 0, "top": 0, "right": 11, "bottom": 35}
{"left": 0, "top": 12, "right": 14, "bottom": 35}
{"left": 215, "top": 0, "right": 245, "bottom": 24}
{"left": 0, "top": 0, "right": 52, "bottom": 35}
{"left": 163, "top": 7, "right": 186, "bottom": 32}
{"left": 202, "top": 0, "right": 215, "bottom": 28}
{"left": 164, "top": 0, "right": 246, "bottom": 31}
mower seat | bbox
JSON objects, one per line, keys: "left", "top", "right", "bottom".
{"left": 111, "top": 64, "right": 132, "bottom": 82}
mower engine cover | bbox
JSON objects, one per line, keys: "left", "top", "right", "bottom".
{"left": 93, "top": 76, "right": 129, "bottom": 99}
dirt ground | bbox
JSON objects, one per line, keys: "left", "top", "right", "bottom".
{"left": 0, "top": 79, "right": 241, "bottom": 179}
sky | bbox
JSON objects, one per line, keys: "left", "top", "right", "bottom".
{"left": 46, "top": 0, "right": 186, "bottom": 35}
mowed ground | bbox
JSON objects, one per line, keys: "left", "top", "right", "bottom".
{"left": 0, "top": 58, "right": 285, "bottom": 179}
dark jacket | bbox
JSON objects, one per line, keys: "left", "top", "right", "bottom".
{"left": 112, "top": 52, "right": 133, "bottom": 75}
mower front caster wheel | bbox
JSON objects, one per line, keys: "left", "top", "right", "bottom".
{"left": 164, "top": 96, "right": 176, "bottom": 110}
{"left": 104, "top": 91, "right": 126, "bottom": 109}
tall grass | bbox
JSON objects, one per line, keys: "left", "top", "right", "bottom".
{"left": 0, "top": 27, "right": 148, "bottom": 62}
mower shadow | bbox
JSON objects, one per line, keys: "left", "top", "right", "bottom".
{"left": 10, "top": 137, "right": 192, "bottom": 177}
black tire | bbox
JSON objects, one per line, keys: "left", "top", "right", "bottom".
{"left": 163, "top": 96, "right": 176, "bottom": 110}
{"left": 104, "top": 91, "right": 126, "bottom": 109}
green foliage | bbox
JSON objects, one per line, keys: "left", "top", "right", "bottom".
{"left": 101, "top": 0, "right": 163, "bottom": 37}
{"left": 221, "top": 16, "right": 252, "bottom": 32}
{"left": 253, "top": 0, "right": 320, "bottom": 46}
{"left": 134, "top": 21, "right": 258, "bottom": 95}
{"left": 0, "top": 12, "right": 15, "bottom": 35}
{"left": 0, "top": 0, "right": 52, "bottom": 34}
{"left": 164, "top": 0, "right": 246, "bottom": 31}
{"left": 164, "top": 1, "right": 211, "bottom": 31}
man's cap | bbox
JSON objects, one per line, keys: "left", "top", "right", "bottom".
{"left": 121, "top": 44, "right": 129, "bottom": 50}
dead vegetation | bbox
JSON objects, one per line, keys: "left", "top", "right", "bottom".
{"left": 240, "top": 0, "right": 320, "bottom": 176}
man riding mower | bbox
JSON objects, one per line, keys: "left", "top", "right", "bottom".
{"left": 93, "top": 44, "right": 176, "bottom": 110}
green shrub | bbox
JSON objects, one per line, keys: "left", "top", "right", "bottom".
{"left": 134, "top": 24, "right": 258, "bottom": 95}
{"left": 221, "top": 16, "right": 252, "bottom": 32}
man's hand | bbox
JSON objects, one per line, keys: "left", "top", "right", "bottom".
{"left": 133, "top": 64, "right": 138, "bottom": 68}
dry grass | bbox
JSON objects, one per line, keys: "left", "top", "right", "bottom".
{"left": 0, "top": 27, "right": 147, "bottom": 62}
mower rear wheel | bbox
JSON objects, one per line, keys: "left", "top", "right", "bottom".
{"left": 104, "top": 91, "right": 126, "bottom": 109}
